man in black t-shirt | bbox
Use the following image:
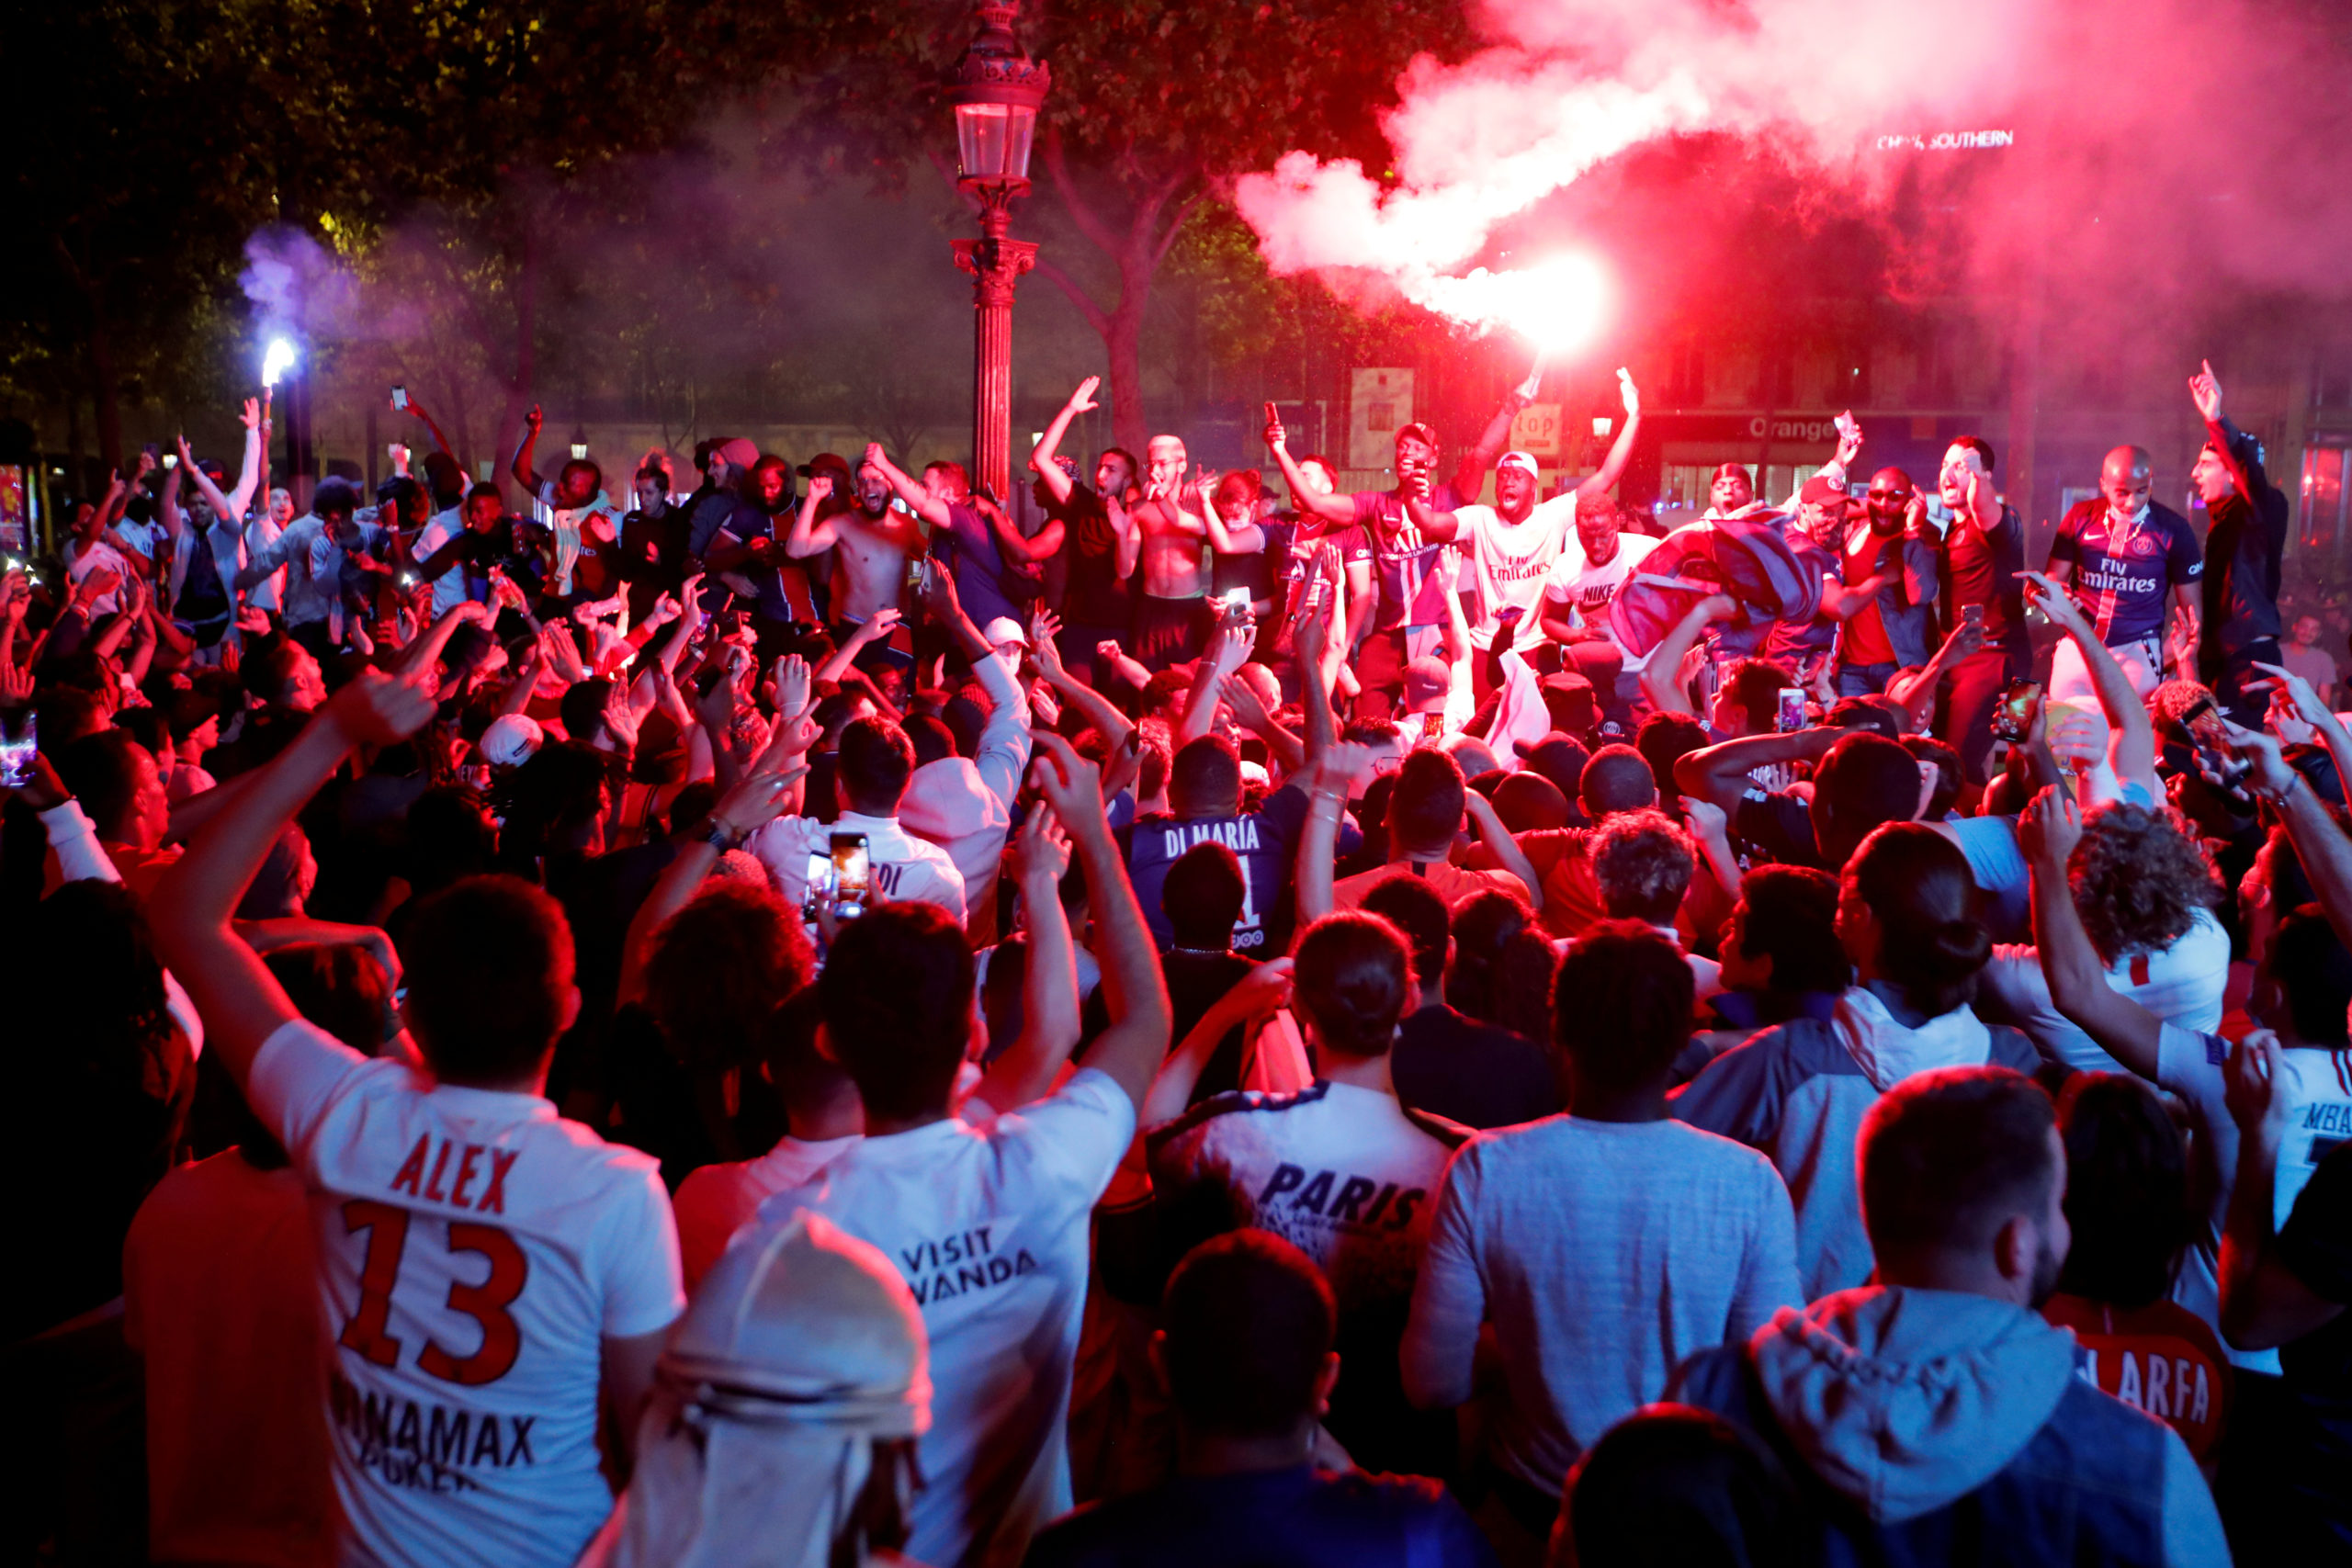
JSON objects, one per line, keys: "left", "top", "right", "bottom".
{"left": 2188, "top": 359, "right": 2290, "bottom": 725}
{"left": 1361, "top": 874, "right": 1558, "bottom": 1130}
{"left": 1030, "top": 377, "right": 1137, "bottom": 685}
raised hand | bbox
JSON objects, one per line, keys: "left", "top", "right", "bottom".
{"left": 2219, "top": 716, "right": 2299, "bottom": 799}
{"left": 775, "top": 652, "right": 812, "bottom": 717}
{"left": 1011, "top": 802, "right": 1073, "bottom": 887}
{"left": 327, "top": 666, "right": 438, "bottom": 747}
{"left": 1220, "top": 956, "right": 1297, "bottom": 1022}
{"left": 1262, "top": 407, "right": 1287, "bottom": 451}
{"left": 1834, "top": 410, "right": 1862, "bottom": 468}
{"left": 601, "top": 682, "right": 642, "bottom": 751}
{"left": 525, "top": 404, "right": 545, "bottom": 433}
{"left": 1029, "top": 730, "right": 1109, "bottom": 829}
{"left": 2189, "top": 359, "right": 2224, "bottom": 423}
{"left": 709, "top": 758, "right": 811, "bottom": 839}
{"left": 2223, "top": 1030, "right": 2287, "bottom": 1138}
{"left": 240, "top": 397, "right": 261, "bottom": 431}
{"left": 1030, "top": 608, "right": 1065, "bottom": 675}
{"left": 806, "top": 473, "right": 833, "bottom": 506}
{"left": 1679, "top": 793, "right": 1728, "bottom": 841}
{"left": 2248, "top": 661, "right": 2331, "bottom": 728}
{"left": 2017, "top": 569, "right": 2089, "bottom": 639}
{"left": 1309, "top": 740, "right": 1376, "bottom": 798}
{"left": 1066, "top": 377, "right": 1101, "bottom": 415}
{"left": 2018, "top": 784, "right": 2083, "bottom": 869}
{"left": 1617, "top": 366, "right": 1640, "bottom": 418}
{"left": 863, "top": 442, "right": 888, "bottom": 473}
{"left": 1223, "top": 670, "right": 1275, "bottom": 733}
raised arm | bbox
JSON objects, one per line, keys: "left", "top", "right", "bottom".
{"left": 2020, "top": 786, "right": 2163, "bottom": 1079}
{"left": 1886, "top": 615, "right": 1984, "bottom": 731}
{"left": 1177, "top": 620, "right": 1253, "bottom": 748}
{"left": 147, "top": 669, "right": 438, "bottom": 1086}
{"left": 175, "top": 434, "right": 241, "bottom": 533}
{"left": 2254, "top": 660, "right": 2352, "bottom": 804}
{"left": 1674, "top": 723, "right": 1842, "bottom": 820}
{"left": 1641, "top": 592, "right": 1736, "bottom": 718}
{"left": 969, "top": 809, "right": 1082, "bottom": 1116}
{"left": 1295, "top": 744, "right": 1369, "bottom": 931}
{"left": 1449, "top": 353, "right": 1542, "bottom": 500}
{"left": 1573, "top": 367, "right": 1645, "bottom": 506}
{"left": 2225, "top": 721, "right": 2352, "bottom": 951}
{"left": 1197, "top": 471, "right": 1268, "bottom": 554}
{"left": 510, "top": 404, "right": 548, "bottom": 497}
{"left": 1297, "top": 555, "right": 1340, "bottom": 770}
{"left": 1030, "top": 733, "right": 1171, "bottom": 1114}
{"left": 2188, "top": 359, "right": 2257, "bottom": 506}
{"left": 1219, "top": 667, "right": 1306, "bottom": 777}
{"left": 2021, "top": 570, "right": 2157, "bottom": 794}
{"left": 864, "top": 443, "right": 950, "bottom": 527}
{"left": 1027, "top": 378, "right": 1096, "bottom": 508}
{"left": 979, "top": 492, "right": 1062, "bottom": 566}
{"left": 1110, "top": 491, "right": 1142, "bottom": 581}
{"left": 400, "top": 389, "right": 458, "bottom": 464}
{"left": 1031, "top": 608, "right": 1136, "bottom": 750}
{"left": 1262, "top": 408, "right": 1356, "bottom": 527}
{"left": 1463, "top": 788, "right": 1542, "bottom": 906}
{"left": 617, "top": 755, "right": 807, "bottom": 1008}
{"left": 1400, "top": 489, "right": 1463, "bottom": 545}
{"left": 2219, "top": 1032, "right": 2345, "bottom": 1350}
{"left": 222, "top": 399, "right": 266, "bottom": 521}
{"left": 784, "top": 474, "right": 842, "bottom": 558}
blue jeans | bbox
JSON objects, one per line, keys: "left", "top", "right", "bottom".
{"left": 1837, "top": 660, "right": 1900, "bottom": 696}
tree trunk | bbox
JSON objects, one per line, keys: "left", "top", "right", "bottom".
{"left": 1035, "top": 136, "right": 1202, "bottom": 459}
{"left": 1105, "top": 256, "right": 1150, "bottom": 455}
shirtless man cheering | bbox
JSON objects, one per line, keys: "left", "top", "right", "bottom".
{"left": 1125, "top": 433, "right": 1211, "bottom": 671}
{"left": 787, "top": 455, "right": 922, "bottom": 661}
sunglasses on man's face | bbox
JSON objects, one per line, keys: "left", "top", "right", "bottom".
{"left": 1866, "top": 488, "right": 1908, "bottom": 501}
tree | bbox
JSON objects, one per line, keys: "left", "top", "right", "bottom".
{"left": 765, "top": 0, "right": 1476, "bottom": 453}
{"left": 0, "top": 0, "right": 897, "bottom": 472}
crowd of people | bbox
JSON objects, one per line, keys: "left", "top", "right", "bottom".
{"left": 4, "top": 349, "right": 2348, "bottom": 1568}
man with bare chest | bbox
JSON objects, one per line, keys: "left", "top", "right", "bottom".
{"left": 791, "top": 455, "right": 922, "bottom": 657}
{"left": 1128, "top": 434, "right": 1212, "bottom": 671}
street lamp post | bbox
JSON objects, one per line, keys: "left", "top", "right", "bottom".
{"left": 946, "top": 1, "right": 1049, "bottom": 504}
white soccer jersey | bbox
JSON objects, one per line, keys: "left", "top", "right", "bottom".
{"left": 1458, "top": 495, "right": 1577, "bottom": 649}
{"left": 248, "top": 1019, "right": 684, "bottom": 1568}
{"left": 746, "top": 807, "right": 968, "bottom": 931}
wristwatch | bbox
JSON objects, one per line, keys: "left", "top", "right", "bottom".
{"left": 707, "top": 820, "right": 751, "bottom": 852}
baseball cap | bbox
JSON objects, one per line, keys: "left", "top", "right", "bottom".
{"left": 480, "top": 714, "right": 544, "bottom": 768}
{"left": 1539, "top": 671, "right": 1599, "bottom": 735}
{"left": 979, "top": 615, "right": 1030, "bottom": 651}
{"left": 1799, "top": 474, "right": 1848, "bottom": 507}
{"left": 1498, "top": 451, "right": 1541, "bottom": 479}
{"left": 1403, "top": 656, "right": 1451, "bottom": 710}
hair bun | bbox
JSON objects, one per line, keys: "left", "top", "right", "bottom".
{"left": 1927, "top": 917, "right": 1992, "bottom": 978}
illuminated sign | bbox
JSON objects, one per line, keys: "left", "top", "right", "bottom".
{"left": 1876, "top": 130, "right": 2015, "bottom": 152}
{"left": 1510, "top": 402, "right": 1564, "bottom": 458}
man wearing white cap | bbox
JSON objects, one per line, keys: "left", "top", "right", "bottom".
{"left": 1408, "top": 369, "right": 1645, "bottom": 697}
